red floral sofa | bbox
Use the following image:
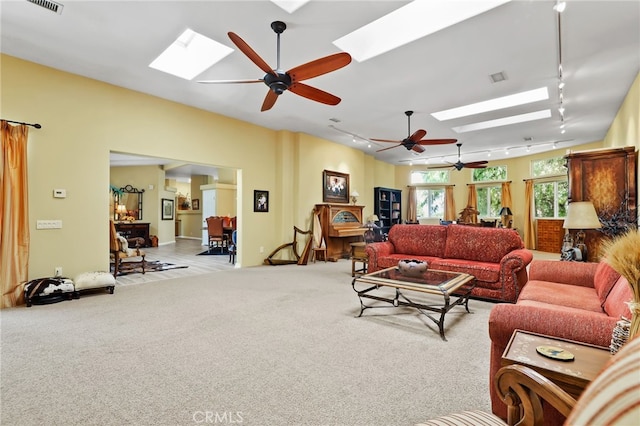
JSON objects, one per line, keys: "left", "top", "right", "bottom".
{"left": 365, "top": 224, "right": 533, "bottom": 303}
{"left": 488, "top": 259, "right": 633, "bottom": 422}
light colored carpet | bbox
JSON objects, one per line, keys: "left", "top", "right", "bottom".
{"left": 1, "top": 261, "right": 495, "bottom": 426}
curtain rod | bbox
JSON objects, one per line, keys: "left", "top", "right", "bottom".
{"left": 2, "top": 119, "right": 42, "bottom": 129}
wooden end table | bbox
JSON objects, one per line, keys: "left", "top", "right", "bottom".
{"left": 501, "top": 329, "right": 611, "bottom": 399}
{"left": 350, "top": 242, "right": 367, "bottom": 277}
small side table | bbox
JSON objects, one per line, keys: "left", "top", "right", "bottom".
{"left": 501, "top": 329, "right": 611, "bottom": 399}
{"left": 350, "top": 242, "right": 368, "bottom": 277}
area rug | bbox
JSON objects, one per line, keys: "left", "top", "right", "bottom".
{"left": 197, "top": 248, "right": 228, "bottom": 256}
{"left": 116, "top": 260, "right": 188, "bottom": 275}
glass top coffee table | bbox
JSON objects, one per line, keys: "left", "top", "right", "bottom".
{"left": 352, "top": 266, "right": 476, "bottom": 341}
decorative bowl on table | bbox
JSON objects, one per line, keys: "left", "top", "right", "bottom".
{"left": 397, "top": 259, "right": 428, "bottom": 277}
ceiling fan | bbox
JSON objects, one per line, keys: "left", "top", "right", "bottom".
{"left": 429, "top": 143, "right": 489, "bottom": 171}
{"left": 371, "top": 111, "right": 457, "bottom": 153}
{"left": 198, "top": 21, "right": 351, "bottom": 112}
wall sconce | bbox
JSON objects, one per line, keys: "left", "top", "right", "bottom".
{"left": 562, "top": 201, "right": 602, "bottom": 261}
{"left": 499, "top": 206, "right": 513, "bottom": 228}
{"left": 116, "top": 204, "right": 127, "bottom": 221}
{"left": 350, "top": 190, "right": 359, "bottom": 205}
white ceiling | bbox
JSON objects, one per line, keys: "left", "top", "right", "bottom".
{"left": 2, "top": 0, "right": 639, "bottom": 179}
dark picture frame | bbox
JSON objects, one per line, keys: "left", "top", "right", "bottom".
{"left": 254, "top": 190, "right": 269, "bottom": 212}
{"left": 161, "top": 198, "right": 174, "bottom": 220}
{"left": 191, "top": 199, "right": 200, "bottom": 210}
{"left": 322, "top": 170, "right": 350, "bottom": 203}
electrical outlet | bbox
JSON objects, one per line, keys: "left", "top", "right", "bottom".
{"left": 55, "top": 267, "right": 63, "bottom": 277}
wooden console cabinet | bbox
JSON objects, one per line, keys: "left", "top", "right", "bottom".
{"left": 565, "top": 146, "right": 637, "bottom": 261}
{"left": 114, "top": 222, "right": 150, "bottom": 247}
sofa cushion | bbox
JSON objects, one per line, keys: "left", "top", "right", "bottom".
{"left": 518, "top": 280, "right": 604, "bottom": 313}
{"left": 443, "top": 225, "right": 523, "bottom": 263}
{"left": 603, "top": 276, "right": 633, "bottom": 319}
{"left": 430, "top": 258, "right": 501, "bottom": 284}
{"left": 593, "top": 261, "right": 622, "bottom": 307}
{"left": 388, "top": 225, "right": 448, "bottom": 258}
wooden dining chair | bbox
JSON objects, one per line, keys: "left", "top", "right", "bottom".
{"left": 206, "top": 216, "right": 228, "bottom": 254}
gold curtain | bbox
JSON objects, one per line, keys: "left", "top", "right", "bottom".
{"left": 524, "top": 179, "right": 536, "bottom": 249}
{"left": 1, "top": 121, "right": 30, "bottom": 308}
{"left": 466, "top": 184, "right": 478, "bottom": 223}
{"left": 407, "top": 186, "right": 417, "bottom": 223}
{"left": 501, "top": 181, "right": 512, "bottom": 210}
{"left": 444, "top": 185, "right": 456, "bottom": 221}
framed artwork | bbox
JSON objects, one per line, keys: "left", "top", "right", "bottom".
{"left": 322, "top": 170, "right": 349, "bottom": 203}
{"left": 254, "top": 190, "right": 269, "bottom": 212}
{"left": 191, "top": 199, "right": 200, "bottom": 210}
{"left": 161, "top": 198, "right": 174, "bottom": 220}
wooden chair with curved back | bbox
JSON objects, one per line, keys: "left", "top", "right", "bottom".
{"left": 109, "top": 220, "right": 145, "bottom": 278}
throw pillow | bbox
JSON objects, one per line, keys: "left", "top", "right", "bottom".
{"left": 593, "top": 261, "right": 621, "bottom": 307}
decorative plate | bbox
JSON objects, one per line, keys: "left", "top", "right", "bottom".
{"left": 536, "top": 345, "right": 575, "bottom": 361}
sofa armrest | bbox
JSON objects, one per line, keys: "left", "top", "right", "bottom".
{"left": 528, "top": 260, "right": 599, "bottom": 288}
{"left": 365, "top": 241, "right": 395, "bottom": 273}
{"left": 489, "top": 302, "right": 617, "bottom": 349}
{"left": 498, "top": 248, "right": 534, "bottom": 302}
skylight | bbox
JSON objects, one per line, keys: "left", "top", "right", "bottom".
{"left": 333, "top": 0, "right": 511, "bottom": 62}
{"left": 432, "top": 87, "right": 549, "bottom": 121}
{"left": 149, "top": 29, "right": 233, "bottom": 80}
{"left": 270, "top": 0, "right": 310, "bottom": 13}
{"left": 452, "top": 110, "right": 552, "bottom": 133}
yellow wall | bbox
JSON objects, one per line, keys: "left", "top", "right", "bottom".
{"left": 2, "top": 54, "right": 638, "bottom": 279}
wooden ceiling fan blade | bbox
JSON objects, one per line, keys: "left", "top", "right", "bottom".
{"left": 428, "top": 164, "right": 455, "bottom": 169}
{"left": 408, "top": 129, "right": 427, "bottom": 142}
{"left": 376, "top": 144, "right": 403, "bottom": 153}
{"left": 464, "top": 161, "right": 489, "bottom": 168}
{"left": 412, "top": 144, "right": 425, "bottom": 153}
{"left": 371, "top": 138, "right": 402, "bottom": 143}
{"left": 288, "top": 53, "right": 352, "bottom": 82}
{"left": 197, "top": 79, "right": 264, "bottom": 84}
{"left": 416, "top": 139, "right": 458, "bottom": 145}
{"left": 289, "top": 82, "right": 341, "bottom": 105}
{"left": 261, "top": 90, "right": 279, "bottom": 112}
{"left": 228, "top": 32, "right": 277, "bottom": 77}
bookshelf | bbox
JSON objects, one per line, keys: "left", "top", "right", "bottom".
{"left": 374, "top": 187, "right": 402, "bottom": 235}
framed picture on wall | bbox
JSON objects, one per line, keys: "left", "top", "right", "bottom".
{"left": 161, "top": 198, "right": 174, "bottom": 220}
{"left": 192, "top": 199, "right": 200, "bottom": 210}
{"left": 254, "top": 190, "right": 269, "bottom": 212}
{"left": 322, "top": 170, "right": 349, "bottom": 203}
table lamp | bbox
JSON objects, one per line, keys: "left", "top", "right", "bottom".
{"left": 499, "top": 207, "right": 513, "bottom": 228}
{"left": 116, "top": 204, "right": 128, "bottom": 221}
{"left": 350, "top": 190, "right": 359, "bottom": 205}
{"left": 563, "top": 201, "right": 602, "bottom": 261}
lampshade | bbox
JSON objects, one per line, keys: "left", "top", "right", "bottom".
{"left": 368, "top": 214, "right": 379, "bottom": 222}
{"left": 563, "top": 201, "right": 602, "bottom": 230}
{"left": 116, "top": 205, "right": 127, "bottom": 214}
{"left": 499, "top": 207, "right": 513, "bottom": 216}
{"left": 350, "top": 190, "right": 359, "bottom": 197}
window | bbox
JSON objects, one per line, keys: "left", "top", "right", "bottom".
{"left": 476, "top": 185, "right": 502, "bottom": 217}
{"left": 472, "top": 166, "right": 506, "bottom": 217}
{"left": 416, "top": 188, "right": 445, "bottom": 218}
{"left": 410, "top": 171, "right": 448, "bottom": 219}
{"left": 532, "top": 156, "right": 568, "bottom": 218}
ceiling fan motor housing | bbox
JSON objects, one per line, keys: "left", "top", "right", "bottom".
{"left": 264, "top": 72, "right": 292, "bottom": 94}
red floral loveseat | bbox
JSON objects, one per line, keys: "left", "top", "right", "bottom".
{"left": 365, "top": 224, "right": 533, "bottom": 303}
{"left": 488, "top": 259, "right": 633, "bottom": 423}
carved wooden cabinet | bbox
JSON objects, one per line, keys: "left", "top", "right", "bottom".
{"left": 565, "top": 146, "right": 637, "bottom": 261}
{"left": 114, "top": 222, "right": 150, "bottom": 247}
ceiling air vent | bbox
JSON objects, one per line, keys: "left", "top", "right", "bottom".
{"left": 26, "top": 0, "right": 64, "bottom": 14}
{"left": 489, "top": 71, "right": 507, "bottom": 83}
